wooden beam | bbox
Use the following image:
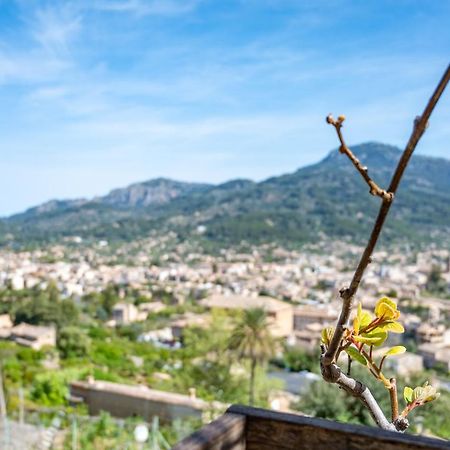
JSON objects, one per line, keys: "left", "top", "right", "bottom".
{"left": 227, "top": 405, "right": 450, "bottom": 450}
{"left": 172, "top": 412, "right": 246, "bottom": 450}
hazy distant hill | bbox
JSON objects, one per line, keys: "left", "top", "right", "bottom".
{"left": 98, "top": 178, "right": 212, "bottom": 208}
{"left": 2, "top": 142, "right": 450, "bottom": 247}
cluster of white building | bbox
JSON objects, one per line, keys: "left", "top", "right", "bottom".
{"left": 0, "top": 241, "right": 449, "bottom": 371}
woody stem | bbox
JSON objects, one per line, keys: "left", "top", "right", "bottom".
{"left": 389, "top": 378, "right": 399, "bottom": 422}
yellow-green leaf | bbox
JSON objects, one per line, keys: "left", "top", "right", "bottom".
{"left": 353, "top": 316, "right": 360, "bottom": 335}
{"left": 413, "top": 383, "right": 440, "bottom": 404}
{"left": 321, "top": 326, "right": 334, "bottom": 345}
{"left": 375, "top": 297, "right": 399, "bottom": 319}
{"left": 368, "top": 324, "right": 386, "bottom": 334}
{"left": 428, "top": 392, "right": 441, "bottom": 403}
{"left": 376, "top": 302, "right": 396, "bottom": 319}
{"left": 357, "top": 302, "right": 363, "bottom": 319}
{"left": 354, "top": 303, "right": 363, "bottom": 334}
{"left": 404, "top": 386, "right": 413, "bottom": 403}
{"left": 359, "top": 311, "right": 372, "bottom": 328}
{"left": 375, "top": 296, "right": 397, "bottom": 312}
{"left": 345, "top": 346, "right": 367, "bottom": 366}
{"left": 380, "top": 321, "right": 405, "bottom": 333}
{"left": 413, "top": 386, "right": 424, "bottom": 401}
{"left": 383, "top": 346, "right": 406, "bottom": 357}
{"left": 353, "top": 331, "right": 387, "bottom": 346}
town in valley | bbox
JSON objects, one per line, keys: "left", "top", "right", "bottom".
{"left": 0, "top": 234, "right": 448, "bottom": 447}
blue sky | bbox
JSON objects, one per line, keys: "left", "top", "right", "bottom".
{"left": 0, "top": 0, "right": 449, "bottom": 216}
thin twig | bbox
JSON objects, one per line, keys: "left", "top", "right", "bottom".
{"left": 326, "top": 115, "right": 393, "bottom": 202}
{"left": 320, "top": 64, "right": 450, "bottom": 431}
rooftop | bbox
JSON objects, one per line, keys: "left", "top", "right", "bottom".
{"left": 201, "top": 294, "right": 291, "bottom": 312}
{"left": 11, "top": 323, "right": 55, "bottom": 339}
{"left": 71, "top": 380, "right": 212, "bottom": 410}
{"left": 293, "top": 305, "right": 338, "bottom": 318}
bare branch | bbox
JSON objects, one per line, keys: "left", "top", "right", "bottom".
{"left": 323, "top": 64, "right": 450, "bottom": 368}
{"left": 320, "top": 64, "right": 450, "bottom": 431}
{"left": 320, "top": 347, "right": 396, "bottom": 431}
{"left": 326, "top": 115, "right": 393, "bottom": 202}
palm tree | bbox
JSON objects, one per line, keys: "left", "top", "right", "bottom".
{"left": 229, "top": 308, "right": 277, "bottom": 406}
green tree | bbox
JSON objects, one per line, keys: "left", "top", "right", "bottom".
{"left": 101, "top": 285, "right": 118, "bottom": 315}
{"left": 169, "top": 360, "right": 248, "bottom": 404}
{"left": 47, "top": 281, "right": 60, "bottom": 303}
{"left": 228, "top": 308, "right": 276, "bottom": 405}
{"left": 31, "top": 373, "right": 68, "bottom": 406}
{"left": 426, "top": 265, "right": 448, "bottom": 296}
{"left": 182, "top": 309, "right": 234, "bottom": 360}
{"left": 12, "top": 291, "right": 79, "bottom": 329}
{"left": 58, "top": 326, "right": 91, "bottom": 359}
{"left": 283, "top": 346, "right": 319, "bottom": 373}
{"left": 31, "top": 368, "right": 85, "bottom": 406}
{"left": 296, "top": 380, "right": 355, "bottom": 423}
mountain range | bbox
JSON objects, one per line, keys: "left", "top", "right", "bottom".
{"left": 2, "top": 142, "right": 450, "bottom": 248}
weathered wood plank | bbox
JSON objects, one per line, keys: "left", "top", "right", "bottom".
{"left": 172, "top": 413, "right": 246, "bottom": 450}
{"left": 228, "top": 405, "right": 450, "bottom": 450}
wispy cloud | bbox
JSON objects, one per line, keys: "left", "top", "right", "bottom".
{"left": 31, "top": 5, "right": 81, "bottom": 54}
{"left": 0, "top": 3, "right": 80, "bottom": 85}
{"left": 91, "top": 0, "right": 202, "bottom": 16}
{"left": 0, "top": 49, "right": 70, "bottom": 84}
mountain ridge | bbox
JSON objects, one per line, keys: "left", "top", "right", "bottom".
{"left": 2, "top": 142, "right": 450, "bottom": 247}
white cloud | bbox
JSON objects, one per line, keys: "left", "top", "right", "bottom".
{"left": 31, "top": 5, "right": 82, "bottom": 55}
{"left": 0, "top": 50, "right": 71, "bottom": 84}
{"left": 27, "top": 85, "right": 68, "bottom": 100}
{"left": 0, "top": 3, "right": 80, "bottom": 85}
{"left": 91, "top": 0, "right": 201, "bottom": 16}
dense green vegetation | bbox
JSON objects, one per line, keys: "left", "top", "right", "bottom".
{"left": 0, "top": 284, "right": 448, "bottom": 446}
{"left": 280, "top": 346, "right": 319, "bottom": 373}
{"left": 0, "top": 283, "right": 79, "bottom": 329}
{"left": 0, "top": 287, "right": 281, "bottom": 448}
